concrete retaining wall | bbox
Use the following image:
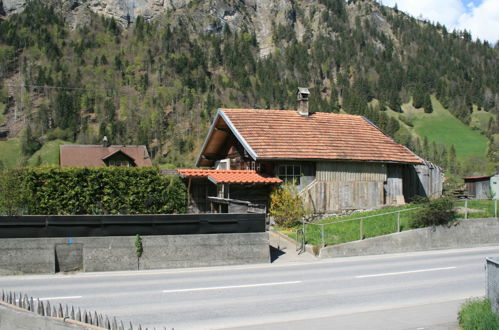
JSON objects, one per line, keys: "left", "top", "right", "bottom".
{"left": 0, "top": 303, "right": 90, "bottom": 330}
{"left": 486, "top": 257, "right": 499, "bottom": 315}
{"left": 0, "top": 233, "right": 270, "bottom": 275}
{"left": 320, "top": 218, "right": 499, "bottom": 258}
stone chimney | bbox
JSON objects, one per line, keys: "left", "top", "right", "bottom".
{"left": 297, "top": 87, "right": 310, "bottom": 117}
{"left": 102, "top": 136, "right": 109, "bottom": 147}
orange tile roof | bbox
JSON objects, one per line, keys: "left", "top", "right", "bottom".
{"left": 178, "top": 169, "right": 282, "bottom": 184}
{"left": 220, "top": 109, "right": 421, "bottom": 164}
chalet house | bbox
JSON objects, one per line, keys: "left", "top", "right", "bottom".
{"left": 60, "top": 141, "right": 152, "bottom": 167}
{"left": 194, "top": 88, "right": 443, "bottom": 214}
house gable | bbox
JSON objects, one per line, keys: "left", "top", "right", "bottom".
{"left": 102, "top": 150, "right": 136, "bottom": 167}
{"left": 60, "top": 145, "right": 152, "bottom": 167}
{"left": 196, "top": 109, "right": 258, "bottom": 167}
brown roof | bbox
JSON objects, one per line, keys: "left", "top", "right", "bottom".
{"left": 209, "top": 109, "right": 421, "bottom": 164}
{"left": 60, "top": 145, "right": 152, "bottom": 167}
{"left": 178, "top": 169, "right": 282, "bottom": 184}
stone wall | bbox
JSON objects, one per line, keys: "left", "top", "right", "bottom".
{"left": 320, "top": 218, "right": 499, "bottom": 258}
{"left": 0, "top": 233, "right": 270, "bottom": 275}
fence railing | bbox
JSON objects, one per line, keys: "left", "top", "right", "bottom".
{"left": 296, "top": 198, "right": 499, "bottom": 248}
{"left": 455, "top": 198, "right": 498, "bottom": 220}
{"left": 298, "top": 207, "right": 421, "bottom": 248}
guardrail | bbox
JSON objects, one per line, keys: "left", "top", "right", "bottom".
{"left": 455, "top": 199, "right": 498, "bottom": 220}
{"left": 299, "top": 207, "right": 420, "bottom": 248}
{"left": 296, "top": 198, "right": 499, "bottom": 248}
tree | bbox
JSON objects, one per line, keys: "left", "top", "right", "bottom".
{"left": 21, "top": 125, "right": 41, "bottom": 156}
{"left": 448, "top": 145, "right": 457, "bottom": 174}
{"left": 423, "top": 94, "right": 433, "bottom": 113}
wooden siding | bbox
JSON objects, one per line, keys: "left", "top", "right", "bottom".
{"left": 403, "top": 160, "right": 443, "bottom": 200}
{"left": 303, "top": 181, "right": 384, "bottom": 213}
{"left": 465, "top": 180, "right": 491, "bottom": 199}
{"left": 188, "top": 179, "right": 216, "bottom": 213}
{"left": 229, "top": 184, "right": 272, "bottom": 207}
{"left": 316, "top": 162, "right": 387, "bottom": 182}
{"left": 302, "top": 161, "right": 386, "bottom": 213}
{"left": 386, "top": 165, "right": 404, "bottom": 204}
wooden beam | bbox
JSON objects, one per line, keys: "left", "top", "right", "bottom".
{"left": 187, "top": 177, "right": 192, "bottom": 210}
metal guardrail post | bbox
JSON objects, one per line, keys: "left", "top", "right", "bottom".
{"left": 360, "top": 219, "right": 364, "bottom": 240}
{"left": 397, "top": 211, "right": 401, "bottom": 232}
{"left": 321, "top": 224, "right": 325, "bottom": 248}
{"left": 464, "top": 199, "right": 468, "bottom": 220}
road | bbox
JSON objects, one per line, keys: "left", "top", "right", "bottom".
{"left": 0, "top": 246, "right": 497, "bottom": 330}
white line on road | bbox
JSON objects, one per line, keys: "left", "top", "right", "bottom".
{"left": 162, "top": 281, "right": 302, "bottom": 293}
{"left": 39, "top": 296, "right": 82, "bottom": 300}
{"left": 356, "top": 266, "right": 457, "bottom": 279}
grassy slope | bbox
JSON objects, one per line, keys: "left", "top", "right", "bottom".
{"left": 282, "top": 200, "right": 497, "bottom": 246}
{"left": 0, "top": 138, "right": 22, "bottom": 168}
{"left": 470, "top": 107, "right": 494, "bottom": 131}
{"left": 396, "top": 96, "right": 489, "bottom": 161}
{"left": 27, "top": 139, "right": 71, "bottom": 166}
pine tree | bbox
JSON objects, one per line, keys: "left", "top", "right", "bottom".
{"left": 423, "top": 94, "right": 433, "bottom": 113}
{"left": 448, "top": 145, "right": 457, "bottom": 174}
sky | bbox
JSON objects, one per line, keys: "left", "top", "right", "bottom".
{"left": 378, "top": 0, "right": 499, "bottom": 45}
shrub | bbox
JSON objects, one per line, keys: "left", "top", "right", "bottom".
{"left": 0, "top": 169, "right": 29, "bottom": 215}
{"left": 458, "top": 298, "right": 499, "bottom": 330}
{"left": 269, "top": 182, "right": 308, "bottom": 228}
{"left": 0, "top": 167, "right": 186, "bottom": 215}
{"left": 410, "top": 196, "right": 456, "bottom": 228}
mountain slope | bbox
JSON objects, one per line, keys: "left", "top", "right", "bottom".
{"left": 0, "top": 0, "right": 497, "bottom": 175}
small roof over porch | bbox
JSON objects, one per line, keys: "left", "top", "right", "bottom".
{"left": 177, "top": 169, "right": 282, "bottom": 184}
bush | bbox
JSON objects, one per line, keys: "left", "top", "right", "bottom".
{"left": 458, "top": 298, "right": 499, "bottom": 330}
{"left": 410, "top": 196, "right": 456, "bottom": 228}
{"left": 0, "top": 169, "right": 29, "bottom": 215}
{"left": 0, "top": 167, "right": 186, "bottom": 215}
{"left": 269, "top": 182, "right": 308, "bottom": 228}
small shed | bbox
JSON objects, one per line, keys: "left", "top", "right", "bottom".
{"left": 464, "top": 175, "right": 492, "bottom": 200}
{"left": 177, "top": 169, "right": 282, "bottom": 214}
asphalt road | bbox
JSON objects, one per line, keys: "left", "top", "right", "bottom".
{"left": 1, "top": 246, "right": 498, "bottom": 330}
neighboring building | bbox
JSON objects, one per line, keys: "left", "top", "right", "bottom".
{"left": 195, "top": 88, "right": 443, "bottom": 213}
{"left": 60, "top": 141, "right": 152, "bottom": 167}
{"left": 464, "top": 174, "right": 499, "bottom": 199}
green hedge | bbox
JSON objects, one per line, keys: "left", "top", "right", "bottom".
{"left": 0, "top": 167, "right": 186, "bottom": 215}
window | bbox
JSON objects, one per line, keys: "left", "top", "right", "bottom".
{"left": 108, "top": 160, "right": 131, "bottom": 167}
{"left": 278, "top": 164, "right": 301, "bottom": 185}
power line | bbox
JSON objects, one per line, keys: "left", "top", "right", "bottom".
{"left": 2, "top": 83, "right": 130, "bottom": 92}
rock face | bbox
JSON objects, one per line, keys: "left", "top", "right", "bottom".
{"left": 2, "top": 0, "right": 26, "bottom": 15}
{"left": 0, "top": 0, "right": 303, "bottom": 57}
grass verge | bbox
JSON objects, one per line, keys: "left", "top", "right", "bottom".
{"left": 458, "top": 298, "right": 499, "bottom": 330}
{"left": 281, "top": 204, "right": 420, "bottom": 246}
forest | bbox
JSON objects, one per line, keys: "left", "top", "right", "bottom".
{"left": 0, "top": 0, "right": 497, "bottom": 178}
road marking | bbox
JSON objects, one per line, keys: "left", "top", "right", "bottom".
{"left": 39, "top": 296, "right": 82, "bottom": 301}
{"left": 355, "top": 266, "right": 457, "bottom": 279}
{"left": 162, "top": 281, "right": 302, "bottom": 293}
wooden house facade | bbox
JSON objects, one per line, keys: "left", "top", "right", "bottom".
{"left": 194, "top": 90, "right": 442, "bottom": 213}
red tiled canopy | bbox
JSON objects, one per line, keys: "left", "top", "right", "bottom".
{"left": 216, "top": 109, "right": 421, "bottom": 164}
{"left": 177, "top": 169, "right": 282, "bottom": 184}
